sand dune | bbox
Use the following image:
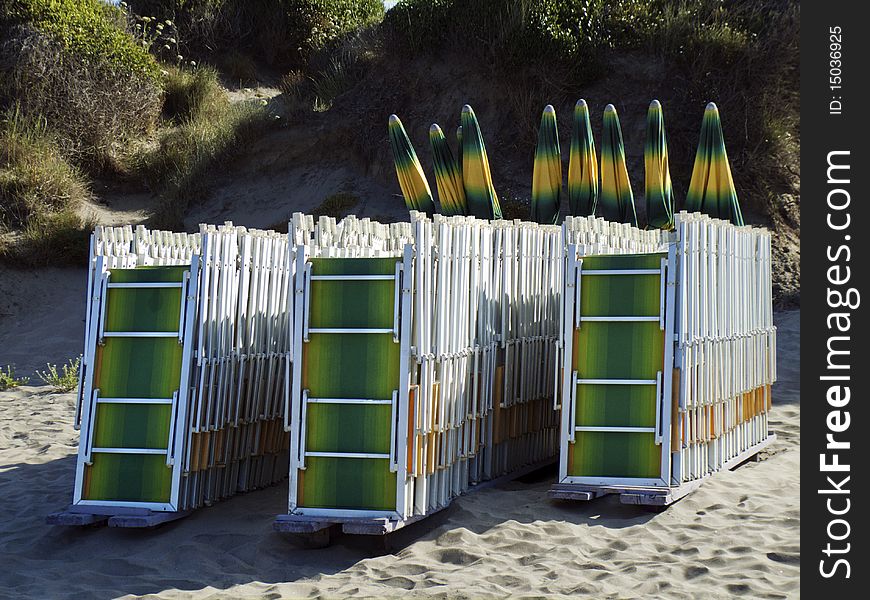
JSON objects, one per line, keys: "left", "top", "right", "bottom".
{"left": 0, "top": 272, "right": 799, "bottom": 599}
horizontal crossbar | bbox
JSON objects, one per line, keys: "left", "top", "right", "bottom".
{"left": 107, "top": 282, "right": 184, "bottom": 289}
{"left": 579, "top": 316, "right": 659, "bottom": 322}
{"left": 307, "top": 328, "right": 393, "bottom": 334}
{"left": 91, "top": 447, "right": 167, "bottom": 455}
{"left": 310, "top": 275, "right": 396, "bottom": 281}
{"left": 306, "top": 398, "right": 393, "bottom": 405}
{"left": 96, "top": 397, "right": 174, "bottom": 404}
{"left": 582, "top": 269, "right": 661, "bottom": 276}
{"left": 577, "top": 378, "right": 657, "bottom": 385}
{"left": 574, "top": 426, "right": 657, "bottom": 433}
{"left": 102, "top": 331, "right": 180, "bottom": 338}
{"left": 304, "top": 452, "right": 391, "bottom": 459}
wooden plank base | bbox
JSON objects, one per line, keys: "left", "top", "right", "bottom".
{"left": 549, "top": 434, "right": 776, "bottom": 507}
{"left": 275, "top": 458, "right": 557, "bottom": 540}
{"left": 46, "top": 505, "right": 190, "bottom": 528}
{"left": 46, "top": 511, "right": 109, "bottom": 526}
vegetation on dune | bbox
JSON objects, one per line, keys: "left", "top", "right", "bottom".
{"left": 0, "top": 365, "right": 29, "bottom": 390}
{"left": 0, "top": 108, "right": 94, "bottom": 267}
{"left": 138, "top": 66, "right": 272, "bottom": 229}
{"left": 386, "top": 0, "right": 799, "bottom": 223}
{"left": 0, "top": 0, "right": 798, "bottom": 299}
{"left": 36, "top": 356, "right": 82, "bottom": 392}
{"left": 0, "top": 0, "right": 163, "bottom": 172}
{"left": 127, "top": 0, "right": 384, "bottom": 65}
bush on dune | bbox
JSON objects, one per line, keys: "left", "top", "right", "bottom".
{"left": 0, "top": 108, "right": 93, "bottom": 267}
{"left": 138, "top": 66, "right": 271, "bottom": 229}
{"left": 0, "top": 0, "right": 162, "bottom": 173}
{"left": 385, "top": 0, "right": 799, "bottom": 220}
{"left": 127, "top": 0, "right": 385, "bottom": 65}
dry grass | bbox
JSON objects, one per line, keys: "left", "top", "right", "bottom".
{"left": 311, "top": 192, "right": 360, "bottom": 219}
{"left": 0, "top": 108, "right": 94, "bottom": 267}
{"left": 0, "top": 23, "right": 161, "bottom": 174}
{"left": 137, "top": 67, "right": 273, "bottom": 229}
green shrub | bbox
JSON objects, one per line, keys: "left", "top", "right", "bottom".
{"left": 312, "top": 192, "right": 359, "bottom": 218}
{"left": 2, "top": 0, "right": 161, "bottom": 80}
{"left": 137, "top": 67, "right": 272, "bottom": 228}
{"left": 161, "top": 65, "right": 225, "bottom": 122}
{"left": 0, "top": 1, "right": 162, "bottom": 172}
{"left": 0, "top": 365, "right": 29, "bottom": 390}
{"left": 385, "top": 0, "right": 799, "bottom": 220}
{"left": 384, "top": 0, "right": 653, "bottom": 78}
{"left": 36, "top": 356, "right": 81, "bottom": 392}
{"left": 0, "top": 107, "right": 94, "bottom": 267}
{"left": 127, "top": 0, "right": 384, "bottom": 65}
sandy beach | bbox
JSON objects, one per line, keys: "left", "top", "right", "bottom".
{"left": 0, "top": 268, "right": 799, "bottom": 599}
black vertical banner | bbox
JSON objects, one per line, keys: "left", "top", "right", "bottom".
{"left": 802, "top": 2, "right": 869, "bottom": 595}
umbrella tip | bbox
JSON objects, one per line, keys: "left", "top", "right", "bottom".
{"left": 604, "top": 103, "right": 616, "bottom": 113}
{"left": 706, "top": 102, "right": 718, "bottom": 112}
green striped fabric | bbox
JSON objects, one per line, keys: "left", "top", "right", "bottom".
{"left": 299, "top": 257, "right": 400, "bottom": 511}
{"left": 570, "top": 432, "right": 661, "bottom": 479}
{"left": 461, "top": 104, "right": 502, "bottom": 220}
{"left": 310, "top": 279, "right": 394, "bottom": 329}
{"left": 82, "top": 266, "right": 187, "bottom": 504}
{"left": 530, "top": 105, "right": 562, "bottom": 225}
{"left": 106, "top": 288, "right": 181, "bottom": 332}
{"left": 309, "top": 257, "right": 396, "bottom": 276}
{"left": 600, "top": 104, "right": 638, "bottom": 226}
{"left": 568, "top": 254, "right": 665, "bottom": 480}
{"left": 429, "top": 123, "right": 467, "bottom": 216}
{"left": 389, "top": 114, "right": 436, "bottom": 214}
{"left": 94, "top": 338, "right": 183, "bottom": 398}
{"left": 580, "top": 273, "right": 660, "bottom": 317}
{"left": 575, "top": 384, "right": 656, "bottom": 428}
{"left": 93, "top": 403, "right": 172, "bottom": 448}
{"left": 306, "top": 404, "right": 392, "bottom": 454}
{"left": 581, "top": 253, "right": 663, "bottom": 270}
{"left": 686, "top": 103, "right": 744, "bottom": 225}
{"left": 301, "top": 457, "right": 396, "bottom": 511}
{"left": 303, "top": 333, "right": 400, "bottom": 399}
{"left": 644, "top": 100, "right": 674, "bottom": 230}
{"left": 85, "top": 453, "right": 173, "bottom": 502}
{"left": 572, "top": 321, "right": 664, "bottom": 380}
{"left": 568, "top": 99, "right": 598, "bottom": 217}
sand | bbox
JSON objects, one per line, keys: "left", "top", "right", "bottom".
{"left": 0, "top": 267, "right": 800, "bottom": 599}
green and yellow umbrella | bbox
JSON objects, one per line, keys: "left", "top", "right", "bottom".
{"left": 686, "top": 102, "right": 744, "bottom": 225}
{"left": 600, "top": 104, "right": 637, "bottom": 226}
{"left": 461, "top": 104, "right": 502, "bottom": 220}
{"left": 456, "top": 125, "right": 463, "bottom": 178}
{"left": 568, "top": 99, "right": 598, "bottom": 216}
{"left": 644, "top": 100, "right": 674, "bottom": 229}
{"left": 429, "top": 123, "right": 467, "bottom": 216}
{"left": 388, "top": 114, "right": 436, "bottom": 214}
{"left": 531, "top": 105, "right": 562, "bottom": 224}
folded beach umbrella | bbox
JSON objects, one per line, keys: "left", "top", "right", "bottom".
{"left": 456, "top": 125, "right": 463, "bottom": 178}
{"left": 531, "top": 105, "right": 562, "bottom": 224}
{"left": 600, "top": 104, "right": 638, "bottom": 226}
{"left": 461, "top": 105, "right": 503, "bottom": 220}
{"left": 429, "top": 124, "right": 467, "bottom": 216}
{"left": 686, "top": 102, "right": 744, "bottom": 225}
{"left": 568, "top": 99, "right": 598, "bottom": 216}
{"left": 644, "top": 100, "right": 674, "bottom": 229}
{"left": 389, "top": 114, "right": 436, "bottom": 214}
